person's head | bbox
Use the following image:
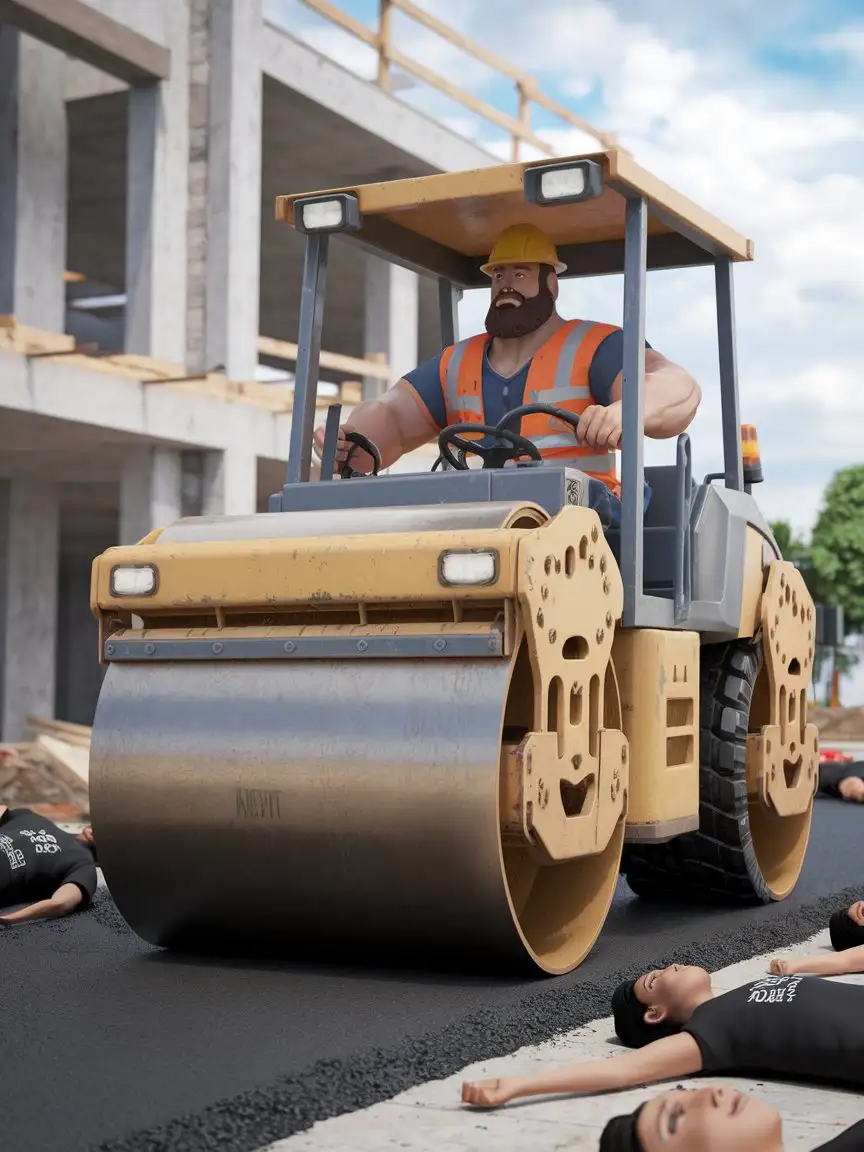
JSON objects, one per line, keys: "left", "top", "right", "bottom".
{"left": 76, "top": 826, "right": 97, "bottom": 862}
{"left": 600, "top": 1087, "right": 783, "bottom": 1152}
{"left": 829, "top": 899, "right": 864, "bottom": 951}
{"left": 612, "top": 964, "right": 713, "bottom": 1048}
{"left": 480, "top": 223, "right": 565, "bottom": 339}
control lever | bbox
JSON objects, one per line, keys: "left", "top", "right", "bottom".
{"left": 319, "top": 403, "right": 342, "bottom": 482}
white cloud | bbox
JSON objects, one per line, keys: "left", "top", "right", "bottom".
{"left": 815, "top": 24, "right": 864, "bottom": 61}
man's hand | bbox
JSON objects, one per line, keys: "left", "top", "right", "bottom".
{"left": 839, "top": 776, "right": 864, "bottom": 802}
{"left": 576, "top": 402, "right": 623, "bottom": 450}
{"left": 312, "top": 421, "right": 359, "bottom": 473}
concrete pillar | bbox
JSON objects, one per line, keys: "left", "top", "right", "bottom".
{"left": 364, "top": 254, "right": 419, "bottom": 399}
{"left": 202, "top": 447, "right": 258, "bottom": 516}
{"left": 125, "top": 6, "right": 189, "bottom": 363}
{"left": 0, "top": 480, "right": 60, "bottom": 742}
{"left": 200, "top": 0, "right": 263, "bottom": 381}
{"left": 186, "top": 0, "right": 212, "bottom": 373}
{"left": 0, "top": 29, "right": 67, "bottom": 330}
{"left": 119, "top": 446, "right": 183, "bottom": 545}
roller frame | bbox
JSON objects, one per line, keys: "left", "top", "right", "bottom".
{"left": 87, "top": 151, "right": 820, "bottom": 975}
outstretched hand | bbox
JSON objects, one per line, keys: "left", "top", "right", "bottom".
{"left": 461, "top": 1078, "right": 517, "bottom": 1108}
{"left": 768, "top": 957, "right": 798, "bottom": 975}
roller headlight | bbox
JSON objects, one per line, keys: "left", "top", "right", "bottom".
{"left": 110, "top": 564, "right": 158, "bottom": 596}
{"left": 523, "top": 159, "right": 604, "bottom": 206}
{"left": 294, "top": 193, "right": 361, "bottom": 234}
{"left": 438, "top": 549, "right": 499, "bottom": 587}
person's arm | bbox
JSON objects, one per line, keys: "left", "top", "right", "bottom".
{"left": 838, "top": 774, "right": 864, "bottom": 803}
{"left": 817, "top": 761, "right": 849, "bottom": 798}
{"left": 768, "top": 944, "right": 864, "bottom": 977}
{"left": 578, "top": 347, "right": 701, "bottom": 450}
{"left": 460, "top": 1032, "right": 701, "bottom": 1108}
{"left": 614, "top": 350, "right": 701, "bottom": 439}
{"left": 313, "top": 379, "right": 440, "bottom": 473}
{"left": 0, "top": 881, "right": 84, "bottom": 925}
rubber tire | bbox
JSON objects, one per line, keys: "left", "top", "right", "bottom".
{"left": 621, "top": 636, "right": 777, "bottom": 905}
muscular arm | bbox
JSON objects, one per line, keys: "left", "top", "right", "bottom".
{"left": 0, "top": 882, "right": 84, "bottom": 925}
{"left": 314, "top": 379, "right": 439, "bottom": 473}
{"left": 611, "top": 350, "right": 702, "bottom": 439}
{"left": 461, "top": 1032, "right": 701, "bottom": 1108}
{"left": 579, "top": 347, "right": 702, "bottom": 450}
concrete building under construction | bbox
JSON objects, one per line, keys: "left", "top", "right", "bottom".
{"left": 0, "top": 0, "right": 609, "bottom": 741}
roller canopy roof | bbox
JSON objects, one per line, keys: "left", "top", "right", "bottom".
{"left": 275, "top": 148, "right": 754, "bottom": 286}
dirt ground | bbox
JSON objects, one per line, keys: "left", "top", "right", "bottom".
{"left": 809, "top": 705, "right": 864, "bottom": 743}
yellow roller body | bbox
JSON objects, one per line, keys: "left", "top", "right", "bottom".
{"left": 90, "top": 501, "right": 628, "bottom": 974}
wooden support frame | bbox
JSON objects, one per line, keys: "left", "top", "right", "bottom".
{"left": 0, "top": 317, "right": 372, "bottom": 414}
{"left": 293, "top": 0, "right": 619, "bottom": 161}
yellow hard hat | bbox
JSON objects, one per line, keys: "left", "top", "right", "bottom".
{"left": 480, "top": 223, "right": 567, "bottom": 276}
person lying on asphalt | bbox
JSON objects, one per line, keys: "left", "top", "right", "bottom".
{"left": 460, "top": 963, "right": 864, "bottom": 1109}
{"left": 0, "top": 804, "right": 97, "bottom": 925}
{"left": 767, "top": 899, "right": 864, "bottom": 976}
{"left": 817, "top": 755, "right": 864, "bottom": 803}
{"left": 598, "top": 1085, "right": 864, "bottom": 1152}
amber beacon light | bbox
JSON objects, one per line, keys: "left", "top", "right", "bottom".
{"left": 741, "top": 424, "right": 763, "bottom": 485}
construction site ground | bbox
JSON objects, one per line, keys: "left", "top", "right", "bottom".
{"left": 1, "top": 787, "right": 861, "bottom": 1151}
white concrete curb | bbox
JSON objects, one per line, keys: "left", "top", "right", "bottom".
{"left": 263, "top": 931, "right": 864, "bottom": 1151}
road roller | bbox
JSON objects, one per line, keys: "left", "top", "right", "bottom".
{"left": 88, "top": 148, "right": 819, "bottom": 975}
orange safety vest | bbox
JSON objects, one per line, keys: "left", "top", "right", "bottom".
{"left": 438, "top": 319, "right": 621, "bottom": 497}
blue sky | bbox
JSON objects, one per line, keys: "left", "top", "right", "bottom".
{"left": 267, "top": 0, "right": 864, "bottom": 545}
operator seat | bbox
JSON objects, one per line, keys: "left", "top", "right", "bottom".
{"left": 605, "top": 465, "right": 690, "bottom": 598}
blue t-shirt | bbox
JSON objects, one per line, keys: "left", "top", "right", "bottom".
{"left": 404, "top": 327, "right": 650, "bottom": 431}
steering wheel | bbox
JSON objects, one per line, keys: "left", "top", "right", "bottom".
{"left": 496, "top": 402, "right": 580, "bottom": 438}
{"left": 437, "top": 422, "right": 542, "bottom": 471}
{"left": 340, "top": 430, "right": 382, "bottom": 479}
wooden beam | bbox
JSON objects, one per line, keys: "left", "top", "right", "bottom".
{"left": 258, "top": 335, "right": 392, "bottom": 381}
{"left": 0, "top": 0, "right": 171, "bottom": 85}
{"left": 293, "top": 0, "right": 377, "bottom": 48}
{"left": 390, "top": 0, "right": 530, "bottom": 85}
{"left": 386, "top": 46, "right": 553, "bottom": 153}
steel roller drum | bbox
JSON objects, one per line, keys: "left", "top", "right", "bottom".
{"left": 89, "top": 500, "right": 625, "bottom": 973}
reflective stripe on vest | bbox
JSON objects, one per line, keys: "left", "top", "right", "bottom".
{"left": 438, "top": 319, "right": 621, "bottom": 491}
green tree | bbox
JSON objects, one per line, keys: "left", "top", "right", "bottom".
{"left": 810, "top": 465, "right": 864, "bottom": 634}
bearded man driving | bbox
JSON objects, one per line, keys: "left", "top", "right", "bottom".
{"left": 313, "top": 223, "right": 701, "bottom": 527}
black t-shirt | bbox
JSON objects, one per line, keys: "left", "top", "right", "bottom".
{"left": 683, "top": 975, "right": 864, "bottom": 1088}
{"left": 815, "top": 1120, "right": 864, "bottom": 1151}
{"left": 818, "top": 760, "right": 864, "bottom": 798}
{"left": 0, "top": 808, "right": 97, "bottom": 909}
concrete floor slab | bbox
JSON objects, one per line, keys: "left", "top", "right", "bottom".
{"left": 264, "top": 933, "right": 864, "bottom": 1152}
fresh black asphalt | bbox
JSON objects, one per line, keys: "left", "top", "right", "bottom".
{"left": 3, "top": 799, "right": 861, "bottom": 1152}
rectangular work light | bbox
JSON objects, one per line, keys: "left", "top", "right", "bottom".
{"left": 293, "top": 192, "right": 361, "bottom": 235}
{"left": 438, "top": 549, "right": 499, "bottom": 587}
{"left": 523, "top": 159, "right": 604, "bottom": 206}
{"left": 110, "top": 564, "right": 158, "bottom": 597}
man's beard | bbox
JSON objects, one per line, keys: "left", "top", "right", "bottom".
{"left": 485, "top": 278, "right": 555, "bottom": 339}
